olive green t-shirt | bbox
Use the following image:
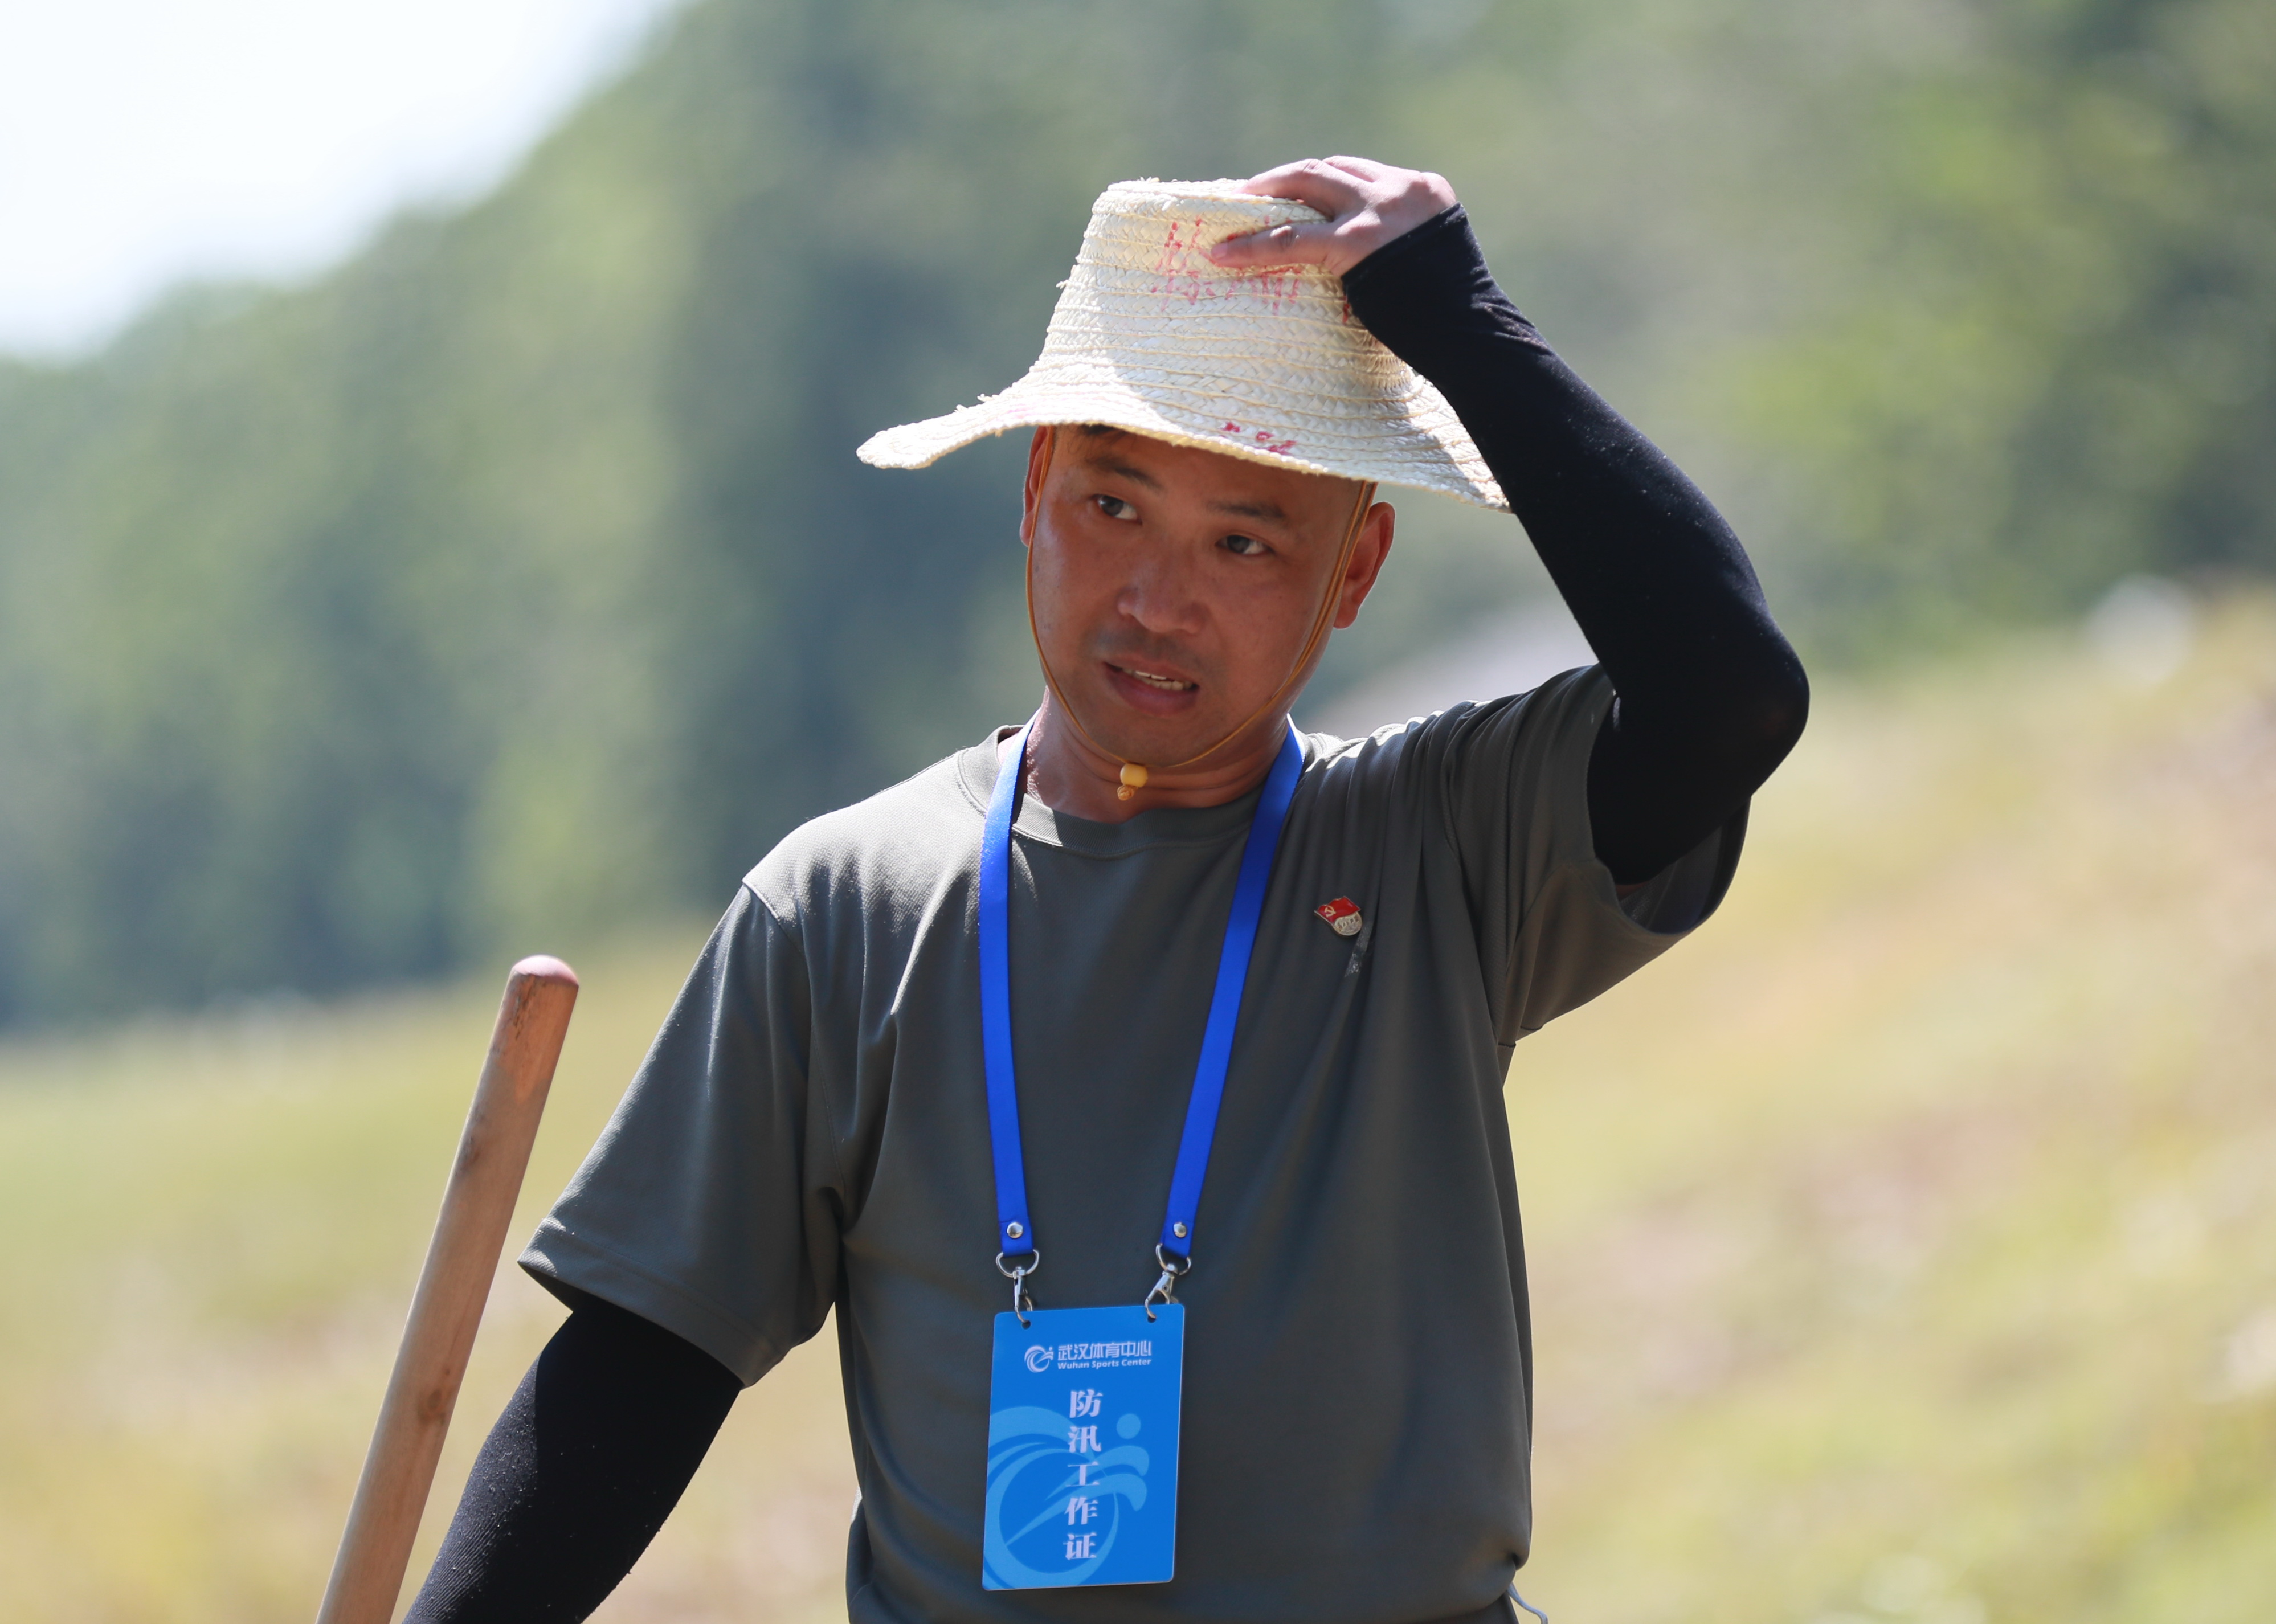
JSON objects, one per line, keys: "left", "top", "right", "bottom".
{"left": 521, "top": 666, "right": 1741, "bottom": 1624}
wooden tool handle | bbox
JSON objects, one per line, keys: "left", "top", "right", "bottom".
{"left": 315, "top": 955, "right": 579, "bottom": 1624}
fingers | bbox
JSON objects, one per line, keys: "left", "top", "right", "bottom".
{"left": 1219, "top": 157, "right": 1373, "bottom": 269}
{"left": 1237, "top": 154, "right": 1385, "bottom": 204}
{"left": 1216, "top": 156, "right": 1440, "bottom": 273}
{"left": 1207, "top": 217, "right": 1341, "bottom": 269}
{"left": 1233, "top": 158, "right": 1368, "bottom": 218}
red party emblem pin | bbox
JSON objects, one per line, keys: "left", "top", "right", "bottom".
{"left": 1315, "top": 896, "right": 1363, "bottom": 937}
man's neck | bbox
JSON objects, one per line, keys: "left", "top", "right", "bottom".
{"left": 1006, "top": 692, "right": 1289, "bottom": 823}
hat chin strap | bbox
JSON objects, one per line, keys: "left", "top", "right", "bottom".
{"left": 1024, "top": 424, "right": 1376, "bottom": 802}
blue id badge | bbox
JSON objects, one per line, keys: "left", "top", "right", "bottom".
{"left": 983, "top": 1303, "right": 1184, "bottom": 1589}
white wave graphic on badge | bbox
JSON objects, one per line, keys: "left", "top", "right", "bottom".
{"left": 983, "top": 1405, "right": 1151, "bottom": 1587}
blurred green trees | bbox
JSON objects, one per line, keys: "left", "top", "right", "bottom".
{"left": 0, "top": 0, "right": 2267, "bottom": 1025}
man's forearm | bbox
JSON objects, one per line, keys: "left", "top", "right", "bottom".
{"left": 403, "top": 1299, "right": 739, "bottom": 1623}
{"left": 1344, "top": 208, "right": 1808, "bottom": 882}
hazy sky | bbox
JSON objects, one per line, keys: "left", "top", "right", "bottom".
{"left": 0, "top": 0, "right": 683, "bottom": 357}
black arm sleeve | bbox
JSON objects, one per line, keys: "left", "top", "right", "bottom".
{"left": 402, "top": 1298, "right": 741, "bottom": 1623}
{"left": 1342, "top": 207, "right": 1808, "bottom": 884}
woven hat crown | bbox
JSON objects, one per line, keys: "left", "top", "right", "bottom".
{"left": 856, "top": 179, "right": 1506, "bottom": 510}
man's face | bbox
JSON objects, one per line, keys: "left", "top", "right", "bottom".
{"left": 1020, "top": 426, "right": 1394, "bottom": 768}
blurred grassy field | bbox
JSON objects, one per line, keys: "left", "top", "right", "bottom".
{"left": 4, "top": 600, "right": 2273, "bottom": 1623}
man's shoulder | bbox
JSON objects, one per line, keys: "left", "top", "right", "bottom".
{"left": 740, "top": 739, "right": 990, "bottom": 928}
{"left": 1299, "top": 666, "right": 1609, "bottom": 792}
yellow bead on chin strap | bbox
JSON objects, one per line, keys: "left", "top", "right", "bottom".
{"left": 1025, "top": 424, "right": 1377, "bottom": 802}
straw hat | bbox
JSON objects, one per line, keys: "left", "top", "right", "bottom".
{"left": 856, "top": 179, "right": 1508, "bottom": 512}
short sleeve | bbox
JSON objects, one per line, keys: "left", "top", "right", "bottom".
{"left": 518, "top": 887, "right": 840, "bottom": 1386}
{"left": 1419, "top": 665, "right": 1746, "bottom": 1046}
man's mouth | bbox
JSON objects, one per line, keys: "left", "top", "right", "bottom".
{"left": 1109, "top": 663, "right": 1198, "bottom": 693}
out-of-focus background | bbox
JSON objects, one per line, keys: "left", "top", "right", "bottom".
{"left": 1, "top": 1, "right": 2270, "bottom": 1619}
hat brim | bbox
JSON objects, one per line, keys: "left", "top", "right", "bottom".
{"left": 857, "top": 374, "right": 1507, "bottom": 512}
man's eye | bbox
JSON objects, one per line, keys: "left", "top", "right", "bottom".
{"left": 1096, "top": 496, "right": 1140, "bottom": 522}
{"left": 1222, "top": 534, "right": 1269, "bottom": 557}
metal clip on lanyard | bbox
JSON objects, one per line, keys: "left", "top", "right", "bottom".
{"left": 980, "top": 718, "right": 1304, "bottom": 1326}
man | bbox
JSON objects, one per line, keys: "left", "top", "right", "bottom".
{"left": 407, "top": 157, "right": 1807, "bottom": 1623}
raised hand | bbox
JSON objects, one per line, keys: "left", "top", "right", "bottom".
{"left": 1207, "top": 156, "right": 1458, "bottom": 278}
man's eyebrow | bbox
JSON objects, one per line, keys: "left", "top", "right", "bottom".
{"left": 1083, "top": 455, "right": 1163, "bottom": 492}
{"left": 1078, "top": 455, "right": 1290, "bottom": 523}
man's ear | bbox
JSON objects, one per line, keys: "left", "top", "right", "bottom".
{"left": 1019, "top": 426, "right": 1057, "bottom": 547}
{"left": 1332, "top": 501, "right": 1396, "bottom": 629}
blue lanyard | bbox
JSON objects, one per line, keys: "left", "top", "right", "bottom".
{"left": 979, "top": 719, "right": 1305, "bottom": 1291}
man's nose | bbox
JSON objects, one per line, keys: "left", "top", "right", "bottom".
{"left": 1114, "top": 546, "right": 1207, "bottom": 636}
